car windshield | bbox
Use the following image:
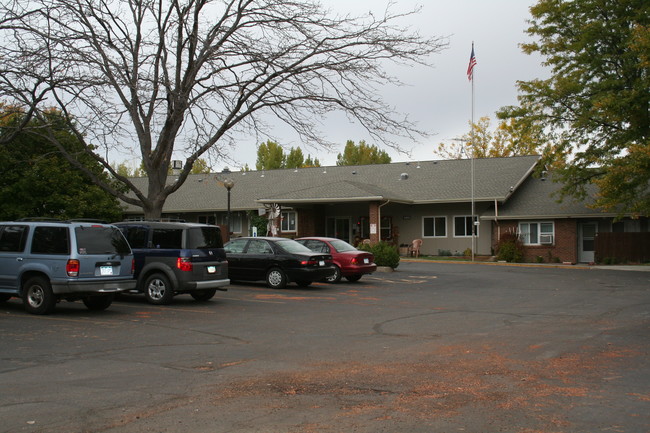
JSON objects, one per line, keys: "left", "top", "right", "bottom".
{"left": 329, "top": 239, "right": 357, "bottom": 252}
{"left": 276, "top": 239, "right": 314, "bottom": 254}
{"left": 75, "top": 226, "right": 131, "bottom": 255}
{"left": 187, "top": 227, "right": 223, "bottom": 249}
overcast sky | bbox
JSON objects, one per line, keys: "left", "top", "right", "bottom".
{"left": 123, "top": 0, "right": 542, "bottom": 172}
{"left": 216, "top": 0, "right": 547, "bottom": 170}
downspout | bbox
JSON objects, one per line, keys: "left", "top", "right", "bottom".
{"left": 495, "top": 199, "right": 500, "bottom": 242}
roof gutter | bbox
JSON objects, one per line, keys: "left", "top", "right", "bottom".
{"left": 481, "top": 212, "right": 622, "bottom": 221}
{"left": 256, "top": 196, "right": 403, "bottom": 204}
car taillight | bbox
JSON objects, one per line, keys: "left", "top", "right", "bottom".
{"left": 177, "top": 257, "right": 193, "bottom": 272}
{"left": 351, "top": 258, "right": 359, "bottom": 265}
{"left": 66, "top": 259, "right": 80, "bottom": 277}
{"left": 300, "top": 260, "right": 317, "bottom": 266}
{"left": 131, "top": 259, "right": 135, "bottom": 275}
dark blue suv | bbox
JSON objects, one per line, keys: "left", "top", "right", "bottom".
{"left": 114, "top": 221, "right": 229, "bottom": 304}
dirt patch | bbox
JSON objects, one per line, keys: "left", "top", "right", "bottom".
{"left": 213, "top": 343, "right": 642, "bottom": 432}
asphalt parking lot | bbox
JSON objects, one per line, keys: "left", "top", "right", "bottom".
{"left": 1, "top": 261, "right": 649, "bottom": 433}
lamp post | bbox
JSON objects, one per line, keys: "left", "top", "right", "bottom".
{"left": 223, "top": 178, "right": 235, "bottom": 234}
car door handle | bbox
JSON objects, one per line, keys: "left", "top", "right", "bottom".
{"left": 16, "top": 257, "right": 23, "bottom": 261}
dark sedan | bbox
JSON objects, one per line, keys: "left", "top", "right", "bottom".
{"left": 224, "top": 237, "right": 335, "bottom": 289}
{"left": 296, "top": 237, "right": 377, "bottom": 283}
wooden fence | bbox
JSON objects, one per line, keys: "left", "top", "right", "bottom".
{"left": 595, "top": 232, "right": 650, "bottom": 263}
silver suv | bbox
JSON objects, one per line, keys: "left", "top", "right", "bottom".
{"left": 0, "top": 220, "right": 136, "bottom": 314}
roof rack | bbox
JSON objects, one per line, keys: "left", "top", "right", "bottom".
{"left": 68, "top": 219, "right": 109, "bottom": 224}
{"left": 119, "top": 218, "right": 187, "bottom": 223}
{"left": 16, "top": 217, "right": 64, "bottom": 222}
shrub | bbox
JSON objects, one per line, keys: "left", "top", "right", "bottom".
{"left": 359, "top": 241, "right": 400, "bottom": 269}
{"left": 463, "top": 248, "right": 472, "bottom": 257}
{"left": 495, "top": 233, "right": 525, "bottom": 263}
{"left": 438, "top": 249, "right": 452, "bottom": 256}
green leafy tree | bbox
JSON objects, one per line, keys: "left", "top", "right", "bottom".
{"left": 0, "top": 108, "right": 124, "bottom": 221}
{"left": 189, "top": 158, "right": 211, "bottom": 174}
{"left": 336, "top": 140, "right": 391, "bottom": 166}
{"left": 284, "top": 147, "right": 305, "bottom": 169}
{"left": 506, "top": 0, "right": 650, "bottom": 215}
{"left": 0, "top": 1, "right": 444, "bottom": 219}
{"left": 304, "top": 155, "right": 321, "bottom": 167}
{"left": 256, "top": 140, "right": 285, "bottom": 170}
{"left": 436, "top": 116, "right": 565, "bottom": 164}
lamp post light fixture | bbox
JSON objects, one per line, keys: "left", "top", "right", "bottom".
{"left": 223, "top": 178, "right": 235, "bottom": 233}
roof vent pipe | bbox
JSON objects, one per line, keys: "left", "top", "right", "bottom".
{"left": 400, "top": 173, "right": 409, "bottom": 180}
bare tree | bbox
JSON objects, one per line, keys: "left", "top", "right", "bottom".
{"left": 0, "top": 0, "right": 446, "bottom": 218}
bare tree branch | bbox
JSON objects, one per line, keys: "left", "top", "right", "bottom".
{"left": 0, "top": 0, "right": 447, "bottom": 217}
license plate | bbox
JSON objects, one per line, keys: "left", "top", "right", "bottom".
{"left": 319, "top": 261, "right": 325, "bottom": 266}
{"left": 207, "top": 266, "right": 216, "bottom": 274}
{"left": 364, "top": 258, "right": 370, "bottom": 264}
{"left": 100, "top": 266, "right": 113, "bottom": 276}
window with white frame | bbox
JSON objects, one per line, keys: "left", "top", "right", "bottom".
{"left": 454, "top": 215, "right": 478, "bottom": 237}
{"left": 281, "top": 211, "right": 297, "bottom": 232}
{"left": 423, "top": 216, "right": 447, "bottom": 237}
{"left": 519, "top": 221, "right": 554, "bottom": 245}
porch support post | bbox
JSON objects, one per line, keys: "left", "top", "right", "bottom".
{"left": 369, "top": 201, "right": 380, "bottom": 244}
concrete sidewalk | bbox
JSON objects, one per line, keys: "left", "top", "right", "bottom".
{"left": 400, "top": 257, "right": 650, "bottom": 271}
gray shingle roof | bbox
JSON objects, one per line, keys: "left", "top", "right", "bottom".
{"left": 122, "top": 155, "right": 541, "bottom": 214}
{"left": 484, "top": 173, "right": 614, "bottom": 219}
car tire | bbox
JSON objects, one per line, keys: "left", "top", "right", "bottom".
{"left": 191, "top": 288, "right": 217, "bottom": 302}
{"left": 22, "top": 276, "right": 56, "bottom": 315}
{"left": 324, "top": 265, "right": 342, "bottom": 283}
{"left": 266, "top": 268, "right": 287, "bottom": 289}
{"left": 345, "top": 275, "right": 362, "bottom": 282}
{"left": 0, "top": 294, "right": 12, "bottom": 303}
{"left": 82, "top": 294, "right": 114, "bottom": 311}
{"left": 143, "top": 273, "right": 174, "bottom": 305}
{"left": 296, "top": 280, "right": 312, "bottom": 288}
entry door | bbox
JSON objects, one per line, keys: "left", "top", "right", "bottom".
{"left": 579, "top": 223, "right": 598, "bottom": 263}
{"left": 326, "top": 217, "right": 351, "bottom": 242}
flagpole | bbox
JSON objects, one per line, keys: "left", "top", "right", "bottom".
{"left": 470, "top": 42, "right": 476, "bottom": 262}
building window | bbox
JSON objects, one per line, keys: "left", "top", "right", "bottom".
{"left": 281, "top": 211, "right": 297, "bottom": 232}
{"left": 380, "top": 216, "right": 392, "bottom": 241}
{"left": 454, "top": 216, "right": 478, "bottom": 237}
{"left": 202, "top": 213, "right": 243, "bottom": 234}
{"left": 423, "top": 216, "right": 446, "bottom": 237}
{"left": 519, "top": 222, "right": 554, "bottom": 245}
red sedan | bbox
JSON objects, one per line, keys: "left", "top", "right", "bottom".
{"left": 296, "top": 237, "right": 377, "bottom": 283}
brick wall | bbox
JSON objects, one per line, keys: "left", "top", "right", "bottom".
{"left": 369, "top": 202, "right": 380, "bottom": 244}
{"left": 493, "top": 219, "right": 578, "bottom": 263}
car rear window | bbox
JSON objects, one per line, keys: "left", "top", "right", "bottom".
{"left": 187, "top": 227, "right": 223, "bottom": 249}
{"left": 329, "top": 239, "right": 357, "bottom": 252}
{"left": 75, "top": 226, "right": 131, "bottom": 255}
{"left": 276, "top": 239, "right": 313, "bottom": 254}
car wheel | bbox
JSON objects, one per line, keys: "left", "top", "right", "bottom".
{"left": 22, "top": 276, "right": 56, "bottom": 315}
{"left": 345, "top": 275, "right": 362, "bottom": 282}
{"left": 0, "top": 294, "right": 12, "bottom": 303}
{"left": 266, "top": 268, "right": 287, "bottom": 289}
{"left": 143, "top": 273, "right": 174, "bottom": 305}
{"left": 191, "top": 288, "right": 217, "bottom": 302}
{"left": 324, "top": 265, "right": 342, "bottom": 283}
{"left": 296, "top": 280, "right": 312, "bottom": 288}
{"left": 82, "top": 294, "right": 115, "bottom": 311}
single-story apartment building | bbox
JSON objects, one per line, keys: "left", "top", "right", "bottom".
{"left": 122, "top": 155, "right": 648, "bottom": 263}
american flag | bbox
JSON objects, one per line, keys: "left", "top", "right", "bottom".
{"left": 467, "top": 44, "right": 477, "bottom": 81}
